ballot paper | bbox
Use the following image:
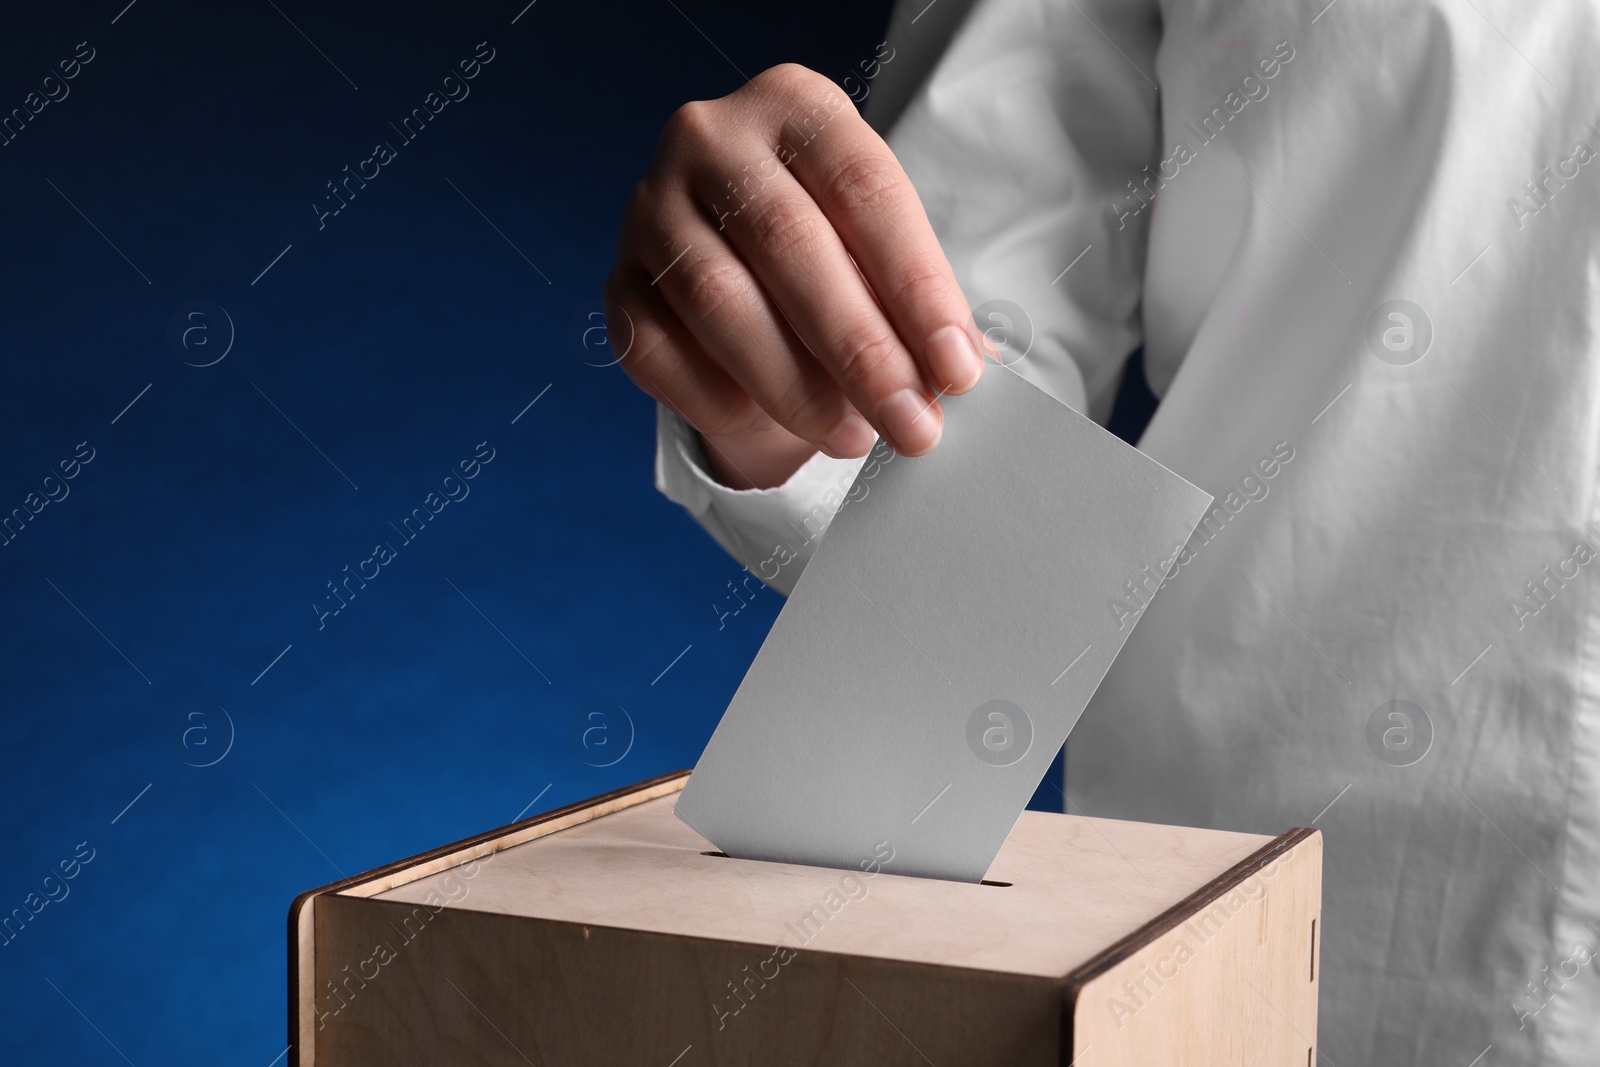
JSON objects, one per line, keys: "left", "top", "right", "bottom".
{"left": 675, "top": 364, "right": 1214, "bottom": 882}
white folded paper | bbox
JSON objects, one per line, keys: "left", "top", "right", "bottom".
{"left": 677, "top": 364, "right": 1213, "bottom": 881}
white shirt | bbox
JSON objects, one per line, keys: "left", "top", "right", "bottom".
{"left": 655, "top": 0, "right": 1600, "bottom": 1061}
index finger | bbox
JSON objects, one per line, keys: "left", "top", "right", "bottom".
{"left": 757, "top": 73, "right": 993, "bottom": 396}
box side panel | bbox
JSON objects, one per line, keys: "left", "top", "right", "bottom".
{"left": 291, "top": 770, "right": 688, "bottom": 1065}
{"left": 1066, "top": 831, "right": 1322, "bottom": 1066}
{"left": 312, "top": 895, "right": 1061, "bottom": 1066}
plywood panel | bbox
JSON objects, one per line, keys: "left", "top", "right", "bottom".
{"left": 313, "top": 894, "right": 1062, "bottom": 1066}
{"left": 290, "top": 771, "right": 688, "bottom": 1066}
{"left": 1066, "top": 831, "right": 1322, "bottom": 1065}
{"left": 374, "top": 791, "right": 1274, "bottom": 979}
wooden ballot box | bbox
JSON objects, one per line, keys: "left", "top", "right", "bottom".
{"left": 290, "top": 771, "right": 1321, "bottom": 1066}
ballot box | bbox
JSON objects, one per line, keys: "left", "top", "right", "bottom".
{"left": 289, "top": 771, "right": 1321, "bottom": 1066}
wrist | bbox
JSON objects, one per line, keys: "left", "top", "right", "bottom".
{"left": 699, "top": 425, "right": 821, "bottom": 490}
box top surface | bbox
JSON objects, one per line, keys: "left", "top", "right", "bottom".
{"left": 367, "top": 790, "right": 1271, "bottom": 978}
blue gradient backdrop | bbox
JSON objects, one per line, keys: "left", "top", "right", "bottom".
{"left": 0, "top": 2, "right": 1155, "bottom": 1062}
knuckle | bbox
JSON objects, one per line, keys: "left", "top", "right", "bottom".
{"left": 744, "top": 201, "right": 828, "bottom": 262}
{"left": 884, "top": 264, "right": 952, "bottom": 318}
{"left": 770, "top": 378, "right": 839, "bottom": 439}
{"left": 822, "top": 151, "right": 907, "bottom": 215}
{"left": 777, "top": 97, "right": 853, "bottom": 152}
{"left": 662, "top": 99, "right": 718, "bottom": 149}
{"left": 617, "top": 337, "right": 671, "bottom": 398}
{"left": 755, "top": 63, "right": 830, "bottom": 101}
{"left": 696, "top": 393, "right": 769, "bottom": 439}
{"left": 616, "top": 318, "right": 669, "bottom": 384}
{"left": 758, "top": 65, "right": 853, "bottom": 136}
{"left": 832, "top": 323, "right": 903, "bottom": 391}
{"left": 677, "top": 257, "right": 752, "bottom": 327}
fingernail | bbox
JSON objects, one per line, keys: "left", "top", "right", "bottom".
{"left": 878, "top": 389, "right": 942, "bottom": 455}
{"left": 821, "top": 411, "right": 877, "bottom": 458}
{"left": 926, "top": 324, "right": 982, "bottom": 393}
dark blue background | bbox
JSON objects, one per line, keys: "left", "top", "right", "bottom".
{"left": 0, "top": 2, "right": 1153, "bottom": 1061}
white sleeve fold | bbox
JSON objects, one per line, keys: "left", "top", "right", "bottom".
{"left": 653, "top": 403, "right": 869, "bottom": 596}
{"left": 883, "top": 0, "right": 1163, "bottom": 422}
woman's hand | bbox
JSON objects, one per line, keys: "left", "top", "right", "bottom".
{"left": 606, "top": 63, "right": 989, "bottom": 489}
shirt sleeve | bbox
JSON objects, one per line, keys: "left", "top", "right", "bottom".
{"left": 652, "top": 0, "right": 1163, "bottom": 592}
{"left": 653, "top": 402, "right": 869, "bottom": 597}
{"left": 881, "top": 0, "right": 1163, "bottom": 421}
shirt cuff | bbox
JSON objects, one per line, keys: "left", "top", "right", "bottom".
{"left": 654, "top": 403, "right": 872, "bottom": 596}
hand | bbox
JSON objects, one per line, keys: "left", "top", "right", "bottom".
{"left": 605, "top": 63, "right": 991, "bottom": 490}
